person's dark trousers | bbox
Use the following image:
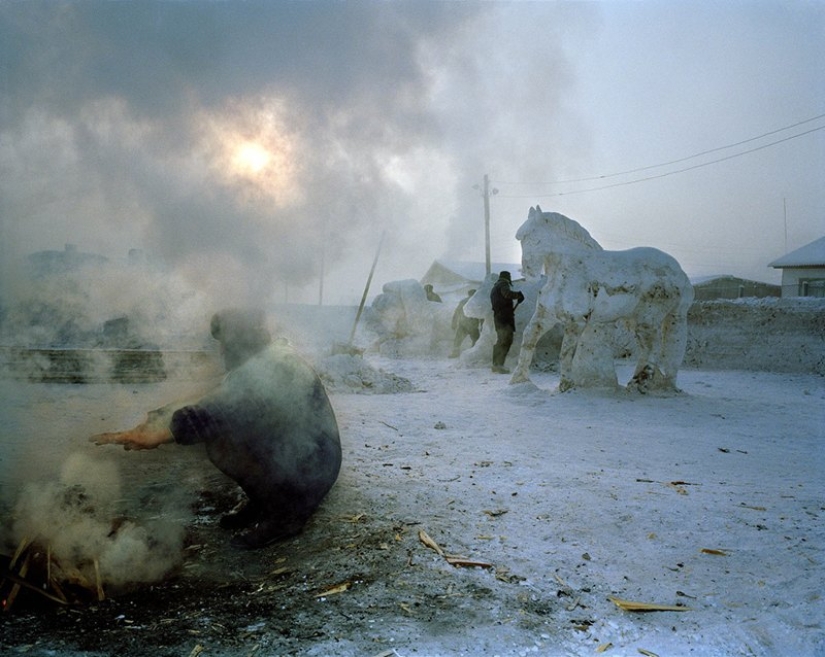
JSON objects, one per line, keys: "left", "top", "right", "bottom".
{"left": 492, "top": 319, "right": 514, "bottom": 368}
{"left": 452, "top": 324, "right": 480, "bottom": 354}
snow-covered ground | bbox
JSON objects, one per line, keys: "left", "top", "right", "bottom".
{"left": 2, "top": 356, "right": 823, "bottom": 656}
{"left": 323, "top": 358, "right": 825, "bottom": 656}
{"left": 1, "top": 299, "right": 823, "bottom": 656}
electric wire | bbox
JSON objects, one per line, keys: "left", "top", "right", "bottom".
{"left": 496, "top": 118, "right": 825, "bottom": 198}
{"left": 497, "top": 113, "right": 825, "bottom": 186}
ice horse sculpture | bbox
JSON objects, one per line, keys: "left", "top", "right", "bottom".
{"left": 511, "top": 206, "right": 694, "bottom": 391}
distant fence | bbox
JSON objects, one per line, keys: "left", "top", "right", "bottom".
{"left": 0, "top": 347, "right": 221, "bottom": 383}
{"left": 684, "top": 299, "right": 825, "bottom": 375}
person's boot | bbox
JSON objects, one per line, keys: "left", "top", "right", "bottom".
{"left": 220, "top": 499, "right": 262, "bottom": 530}
{"left": 229, "top": 517, "right": 305, "bottom": 550}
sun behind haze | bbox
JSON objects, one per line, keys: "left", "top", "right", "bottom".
{"left": 0, "top": 1, "right": 821, "bottom": 306}
{"left": 199, "top": 99, "right": 304, "bottom": 209}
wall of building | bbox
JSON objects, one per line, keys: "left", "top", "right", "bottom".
{"left": 693, "top": 278, "right": 780, "bottom": 301}
{"left": 780, "top": 267, "right": 825, "bottom": 297}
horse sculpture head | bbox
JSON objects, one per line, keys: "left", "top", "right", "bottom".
{"left": 516, "top": 205, "right": 603, "bottom": 279}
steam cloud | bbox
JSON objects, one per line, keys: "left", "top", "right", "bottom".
{"left": 0, "top": 2, "right": 587, "bottom": 307}
{"left": 10, "top": 452, "right": 186, "bottom": 589}
{"left": 1, "top": 257, "right": 214, "bottom": 349}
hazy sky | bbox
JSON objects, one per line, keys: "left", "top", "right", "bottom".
{"left": 1, "top": 1, "right": 822, "bottom": 306}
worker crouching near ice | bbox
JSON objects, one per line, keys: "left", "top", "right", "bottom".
{"left": 93, "top": 309, "right": 342, "bottom": 550}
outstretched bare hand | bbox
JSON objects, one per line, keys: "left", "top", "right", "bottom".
{"left": 91, "top": 409, "right": 175, "bottom": 451}
{"left": 91, "top": 426, "right": 172, "bottom": 450}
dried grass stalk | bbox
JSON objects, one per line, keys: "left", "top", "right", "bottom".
{"left": 608, "top": 596, "right": 689, "bottom": 612}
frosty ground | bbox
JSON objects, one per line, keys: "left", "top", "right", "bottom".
{"left": 1, "top": 351, "right": 823, "bottom": 657}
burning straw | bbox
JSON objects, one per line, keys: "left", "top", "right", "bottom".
{"left": 2, "top": 452, "right": 185, "bottom": 609}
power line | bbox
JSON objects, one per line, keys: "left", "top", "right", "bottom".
{"left": 497, "top": 124, "right": 825, "bottom": 199}
{"left": 497, "top": 113, "right": 825, "bottom": 186}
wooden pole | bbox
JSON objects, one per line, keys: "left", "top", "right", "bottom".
{"left": 349, "top": 231, "right": 385, "bottom": 345}
{"left": 483, "top": 173, "right": 491, "bottom": 276}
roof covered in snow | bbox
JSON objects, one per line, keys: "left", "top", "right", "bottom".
{"left": 769, "top": 235, "right": 825, "bottom": 268}
{"left": 422, "top": 260, "right": 523, "bottom": 285}
{"left": 690, "top": 274, "right": 773, "bottom": 286}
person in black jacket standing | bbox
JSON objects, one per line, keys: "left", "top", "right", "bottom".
{"left": 490, "top": 271, "right": 524, "bottom": 373}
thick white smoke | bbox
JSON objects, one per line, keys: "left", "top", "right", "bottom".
{"left": 10, "top": 452, "right": 186, "bottom": 590}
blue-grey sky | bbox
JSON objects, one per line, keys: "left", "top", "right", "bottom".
{"left": 1, "top": 1, "right": 822, "bottom": 306}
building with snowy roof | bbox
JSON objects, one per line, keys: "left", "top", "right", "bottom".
{"left": 769, "top": 236, "right": 825, "bottom": 297}
{"left": 690, "top": 275, "right": 780, "bottom": 301}
{"left": 25, "top": 243, "right": 108, "bottom": 276}
{"left": 419, "top": 260, "right": 523, "bottom": 304}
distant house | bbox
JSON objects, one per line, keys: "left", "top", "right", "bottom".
{"left": 691, "top": 275, "right": 780, "bottom": 301}
{"left": 26, "top": 243, "right": 108, "bottom": 276}
{"left": 769, "top": 236, "right": 825, "bottom": 298}
{"left": 420, "top": 260, "right": 523, "bottom": 303}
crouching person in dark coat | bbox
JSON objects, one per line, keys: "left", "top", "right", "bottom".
{"left": 92, "top": 309, "right": 342, "bottom": 550}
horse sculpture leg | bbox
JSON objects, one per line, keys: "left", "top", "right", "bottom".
{"left": 656, "top": 312, "right": 680, "bottom": 388}
{"left": 570, "top": 319, "right": 619, "bottom": 389}
{"left": 629, "top": 319, "right": 660, "bottom": 388}
{"left": 629, "top": 283, "right": 691, "bottom": 391}
{"left": 657, "top": 296, "right": 691, "bottom": 389}
{"left": 558, "top": 317, "right": 584, "bottom": 391}
{"left": 510, "top": 301, "right": 550, "bottom": 384}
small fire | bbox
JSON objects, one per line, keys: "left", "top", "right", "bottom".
{"left": 3, "top": 453, "right": 186, "bottom": 611}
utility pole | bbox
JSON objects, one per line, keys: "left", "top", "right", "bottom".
{"left": 483, "top": 174, "right": 491, "bottom": 276}
{"left": 473, "top": 173, "right": 498, "bottom": 274}
{"left": 318, "top": 243, "right": 325, "bottom": 306}
{"left": 318, "top": 215, "right": 327, "bottom": 306}
{"left": 474, "top": 174, "right": 497, "bottom": 275}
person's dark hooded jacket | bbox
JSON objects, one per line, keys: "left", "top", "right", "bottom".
{"left": 490, "top": 272, "right": 524, "bottom": 328}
